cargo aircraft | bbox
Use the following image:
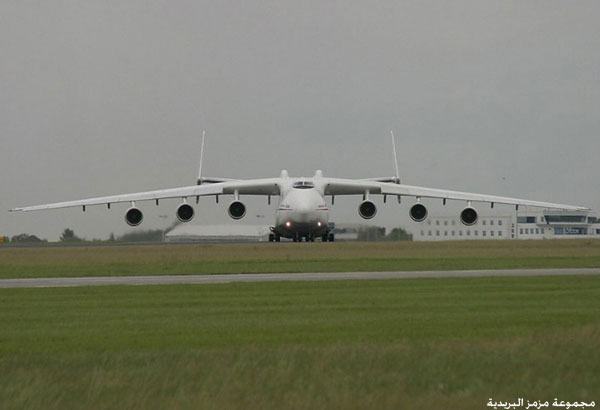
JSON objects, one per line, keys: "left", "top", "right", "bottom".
{"left": 10, "top": 132, "right": 589, "bottom": 242}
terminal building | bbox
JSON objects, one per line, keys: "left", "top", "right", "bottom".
{"left": 410, "top": 210, "right": 600, "bottom": 241}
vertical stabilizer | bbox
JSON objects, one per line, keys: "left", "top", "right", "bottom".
{"left": 197, "top": 130, "right": 206, "bottom": 184}
{"left": 390, "top": 130, "right": 400, "bottom": 184}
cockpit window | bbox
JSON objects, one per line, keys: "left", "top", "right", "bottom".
{"left": 293, "top": 181, "right": 315, "bottom": 189}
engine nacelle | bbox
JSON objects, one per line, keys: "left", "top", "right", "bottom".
{"left": 409, "top": 203, "right": 428, "bottom": 222}
{"left": 460, "top": 207, "right": 478, "bottom": 226}
{"left": 176, "top": 203, "right": 195, "bottom": 223}
{"left": 358, "top": 200, "right": 377, "bottom": 219}
{"left": 228, "top": 201, "right": 246, "bottom": 220}
{"left": 125, "top": 207, "right": 143, "bottom": 227}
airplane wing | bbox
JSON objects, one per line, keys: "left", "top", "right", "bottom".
{"left": 10, "top": 178, "right": 282, "bottom": 212}
{"left": 323, "top": 178, "right": 589, "bottom": 211}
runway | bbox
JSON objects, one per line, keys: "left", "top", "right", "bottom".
{"left": 0, "top": 268, "right": 599, "bottom": 288}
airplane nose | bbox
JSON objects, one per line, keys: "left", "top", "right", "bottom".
{"left": 292, "top": 203, "right": 314, "bottom": 222}
{"left": 296, "top": 203, "right": 312, "bottom": 213}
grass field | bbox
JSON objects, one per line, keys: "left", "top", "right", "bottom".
{"left": 1, "top": 276, "right": 599, "bottom": 409}
{"left": 1, "top": 239, "right": 600, "bottom": 279}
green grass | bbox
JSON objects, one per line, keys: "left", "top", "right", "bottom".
{"left": 1, "top": 239, "right": 600, "bottom": 279}
{"left": 1, "top": 276, "right": 600, "bottom": 409}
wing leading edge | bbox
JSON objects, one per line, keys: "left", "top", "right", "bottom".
{"left": 10, "top": 178, "right": 282, "bottom": 212}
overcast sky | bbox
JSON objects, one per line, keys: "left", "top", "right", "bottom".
{"left": 1, "top": 1, "right": 599, "bottom": 240}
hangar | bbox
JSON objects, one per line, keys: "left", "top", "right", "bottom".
{"left": 165, "top": 225, "right": 271, "bottom": 243}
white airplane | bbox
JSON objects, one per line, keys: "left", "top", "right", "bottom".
{"left": 10, "top": 132, "right": 589, "bottom": 242}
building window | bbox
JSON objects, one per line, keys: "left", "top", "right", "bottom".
{"left": 474, "top": 230, "right": 478, "bottom": 236}
{"left": 535, "top": 229, "right": 540, "bottom": 235}
{"left": 436, "top": 221, "right": 440, "bottom": 226}
{"left": 483, "top": 220, "right": 486, "bottom": 226}
{"left": 451, "top": 231, "right": 455, "bottom": 236}
{"left": 444, "top": 221, "right": 448, "bottom": 226}
{"left": 517, "top": 216, "right": 537, "bottom": 224}
{"left": 444, "top": 231, "right": 448, "bottom": 236}
{"left": 490, "top": 231, "right": 494, "bottom": 237}
{"left": 466, "top": 230, "right": 471, "bottom": 236}
{"left": 525, "top": 229, "right": 529, "bottom": 234}
{"left": 483, "top": 231, "right": 487, "bottom": 237}
{"left": 459, "top": 231, "right": 463, "bottom": 236}
{"left": 498, "top": 231, "right": 503, "bottom": 237}
{"left": 555, "top": 227, "right": 588, "bottom": 235}
{"left": 520, "top": 228, "right": 524, "bottom": 235}
{"left": 490, "top": 220, "right": 494, "bottom": 226}
{"left": 498, "top": 220, "right": 503, "bottom": 226}
{"left": 428, "top": 231, "right": 432, "bottom": 236}
{"left": 436, "top": 231, "right": 440, "bottom": 236}
{"left": 597, "top": 229, "right": 600, "bottom": 235}
{"left": 545, "top": 215, "right": 587, "bottom": 223}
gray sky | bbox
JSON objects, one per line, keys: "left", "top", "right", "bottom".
{"left": 1, "top": 1, "right": 599, "bottom": 240}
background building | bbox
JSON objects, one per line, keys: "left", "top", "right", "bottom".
{"left": 166, "top": 225, "right": 271, "bottom": 243}
{"left": 410, "top": 210, "right": 600, "bottom": 241}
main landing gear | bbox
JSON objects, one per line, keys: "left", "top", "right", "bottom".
{"left": 322, "top": 232, "right": 335, "bottom": 242}
{"left": 268, "top": 229, "right": 334, "bottom": 243}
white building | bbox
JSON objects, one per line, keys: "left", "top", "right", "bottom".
{"left": 411, "top": 210, "right": 600, "bottom": 241}
{"left": 165, "top": 225, "right": 271, "bottom": 243}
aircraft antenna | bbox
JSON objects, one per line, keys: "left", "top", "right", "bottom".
{"left": 198, "top": 130, "right": 206, "bottom": 184}
{"left": 390, "top": 130, "right": 400, "bottom": 183}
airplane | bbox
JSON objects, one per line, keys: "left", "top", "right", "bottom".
{"left": 10, "top": 131, "right": 589, "bottom": 242}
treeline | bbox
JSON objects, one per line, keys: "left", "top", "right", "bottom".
{"left": 4, "top": 228, "right": 168, "bottom": 244}
{"left": 356, "top": 226, "right": 412, "bottom": 242}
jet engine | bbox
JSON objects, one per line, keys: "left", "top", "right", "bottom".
{"left": 125, "top": 207, "right": 144, "bottom": 227}
{"left": 176, "top": 203, "right": 195, "bottom": 223}
{"left": 358, "top": 200, "right": 377, "bottom": 219}
{"left": 409, "top": 203, "right": 428, "bottom": 222}
{"left": 228, "top": 201, "right": 246, "bottom": 220}
{"left": 460, "top": 207, "right": 478, "bottom": 226}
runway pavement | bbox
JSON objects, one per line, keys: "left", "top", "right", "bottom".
{"left": 0, "top": 268, "right": 599, "bottom": 288}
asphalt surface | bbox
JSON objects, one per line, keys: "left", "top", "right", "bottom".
{"left": 0, "top": 268, "right": 599, "bottom": 288}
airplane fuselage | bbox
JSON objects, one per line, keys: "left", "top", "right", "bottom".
{"left": 273, "top": 177, "right": 330, "bottom": 241}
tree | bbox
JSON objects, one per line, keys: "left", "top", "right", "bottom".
{"left": 386, "top": 227, "right": 413, "bottom": 241}
{"left": 60, "top": 228, "right": 82, "bottom": 242}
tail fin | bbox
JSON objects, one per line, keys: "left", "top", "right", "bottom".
{"left": 390, "top": 130, "right": 400, "bottom": 184}
{"left": 197, "top": 130, "right": 206, "bottom": 184}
